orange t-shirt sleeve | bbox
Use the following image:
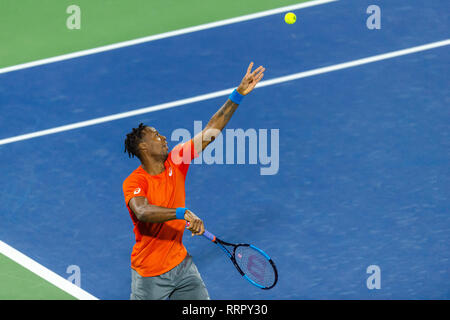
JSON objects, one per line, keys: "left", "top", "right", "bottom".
{"left": 169, "top": 139, "right": 199, "bottom": 177}
{"left": 123, "top": 174, "right": 148, "bottom": 206}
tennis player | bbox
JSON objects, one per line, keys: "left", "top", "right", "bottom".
{"left": 122, "top": 62, "right": 265, "bottom": 300}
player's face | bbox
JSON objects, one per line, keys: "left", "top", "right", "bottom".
{"left": 142, "top": 126, "right": 169, "bottom": 160}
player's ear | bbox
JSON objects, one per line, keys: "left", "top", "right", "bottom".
{"left": 138, "top": 141, "right": 148, "bottom": 156}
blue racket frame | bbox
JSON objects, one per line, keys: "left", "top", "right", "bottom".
{"left": 202, "top": 229, "right": 278, "bottom": 290}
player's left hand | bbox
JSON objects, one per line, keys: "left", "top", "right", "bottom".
{"left": 236, "top": 62, "right": 265, "bottom": 96}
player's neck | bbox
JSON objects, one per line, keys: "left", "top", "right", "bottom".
{"left": 141, "top": 156, "right": 165, "bottom": 176}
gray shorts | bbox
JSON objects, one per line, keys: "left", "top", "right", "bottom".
{"left": 130, "top": 254, "right": 210, "bottom": 300}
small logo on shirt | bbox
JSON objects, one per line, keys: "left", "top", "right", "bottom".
{"left": 134, "top": 188, "right": 141, "bottom": 195}
{"left": 169, "top": 167, "right": 172, "bottom": 176}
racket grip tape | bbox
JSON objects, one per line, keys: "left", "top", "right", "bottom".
{"left": 202, "top": 230, "right": 216, "bottom": 242}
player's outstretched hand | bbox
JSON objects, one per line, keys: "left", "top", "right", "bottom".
{"left": 236, "top": 62, "right": 265, "bottom": 96}
{"left": 184, "top": 210, "right": 205, "bottom": 236}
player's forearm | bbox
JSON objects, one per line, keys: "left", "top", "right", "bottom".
{"left": 195, "top": 98, "right": 240, "bottom": 152}
{"left": 206, "top": 98, "right": 239, "bottom": 133}
{"left": 135, "top": 204, "right": 177, "bottom": 223}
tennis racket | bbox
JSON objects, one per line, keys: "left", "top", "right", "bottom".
{"left": 188, "top": 223, "right": 278, "bottom": 290}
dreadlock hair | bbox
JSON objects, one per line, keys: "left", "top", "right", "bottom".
{"left": 124, "top": 123, "right": 148, "bottom": 159}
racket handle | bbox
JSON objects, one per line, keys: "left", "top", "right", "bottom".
{"left": 202, "top": 230, "right": 216, "bottom": 242}
{"left": 185, "top": 222, "right": 216, "bottom": 242}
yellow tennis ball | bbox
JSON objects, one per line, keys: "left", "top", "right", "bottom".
{"left": 285, "top": 12, "right": 296, "bottom": 24}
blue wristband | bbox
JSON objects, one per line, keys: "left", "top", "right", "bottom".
{"left": 229, "top": 89, "right": 244, "bottom": 104}
{"left": 176, "top": 207, "right": 187, "bottom": 220}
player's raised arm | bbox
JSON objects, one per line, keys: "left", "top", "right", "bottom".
{"left": 193, "top": 62, "right": 265, "bottom": 154}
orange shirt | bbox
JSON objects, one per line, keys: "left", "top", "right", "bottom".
{"left": 123, "top": 140, "right": 198, "bottom": 277}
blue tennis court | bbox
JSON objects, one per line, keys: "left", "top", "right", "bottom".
{"left": 0, "top": 0, "right": 449, "bottom": 299}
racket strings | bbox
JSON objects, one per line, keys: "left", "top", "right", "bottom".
{"left": 234, "top": 245, "right": 275, "bottom": 288}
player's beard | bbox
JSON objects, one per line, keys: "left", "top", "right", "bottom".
{"left": 159, "top": 146, "right": 169, "bottom": 162}
{"left": 161, "top": 150, "right": 169, "bottom": 162}
{"left": 150, "top": 148, "right": 168, "bottom": 163}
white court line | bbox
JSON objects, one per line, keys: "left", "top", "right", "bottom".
{"left": 0, "top": 240, "right": 98, "bottom": 300}
{"left": 0, "top": 0, "right": 337, "bottom": 75}
{"left": 0, "top": 39, "right": 448, "bottom": 146}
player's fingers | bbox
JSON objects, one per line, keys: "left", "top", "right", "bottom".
{"left": 246, "top": 62, "right": 254, "bottom": 75}
{"left": 191, "top": 220, "right": 197, "bottom": 235}
{"left": 253, "top": 68, "right": 265, "bottom": 81}
{"left": 191, "top": 219, "right": 201, "bottom": 236}
{"left": 187, "top": 220, "right": 198, "bottom": 233}
{"left": 195, "top": 220, "right": 203, "bottom": 235}
{"left": 256, "top": 72, "right": 264, "bottom": 82}
{"left": 251, "top": 66, "right": 264, "bottom": 77}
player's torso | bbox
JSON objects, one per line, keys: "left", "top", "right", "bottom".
{"left": 143, "top": 161, "right": 186, "bottom": 209}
